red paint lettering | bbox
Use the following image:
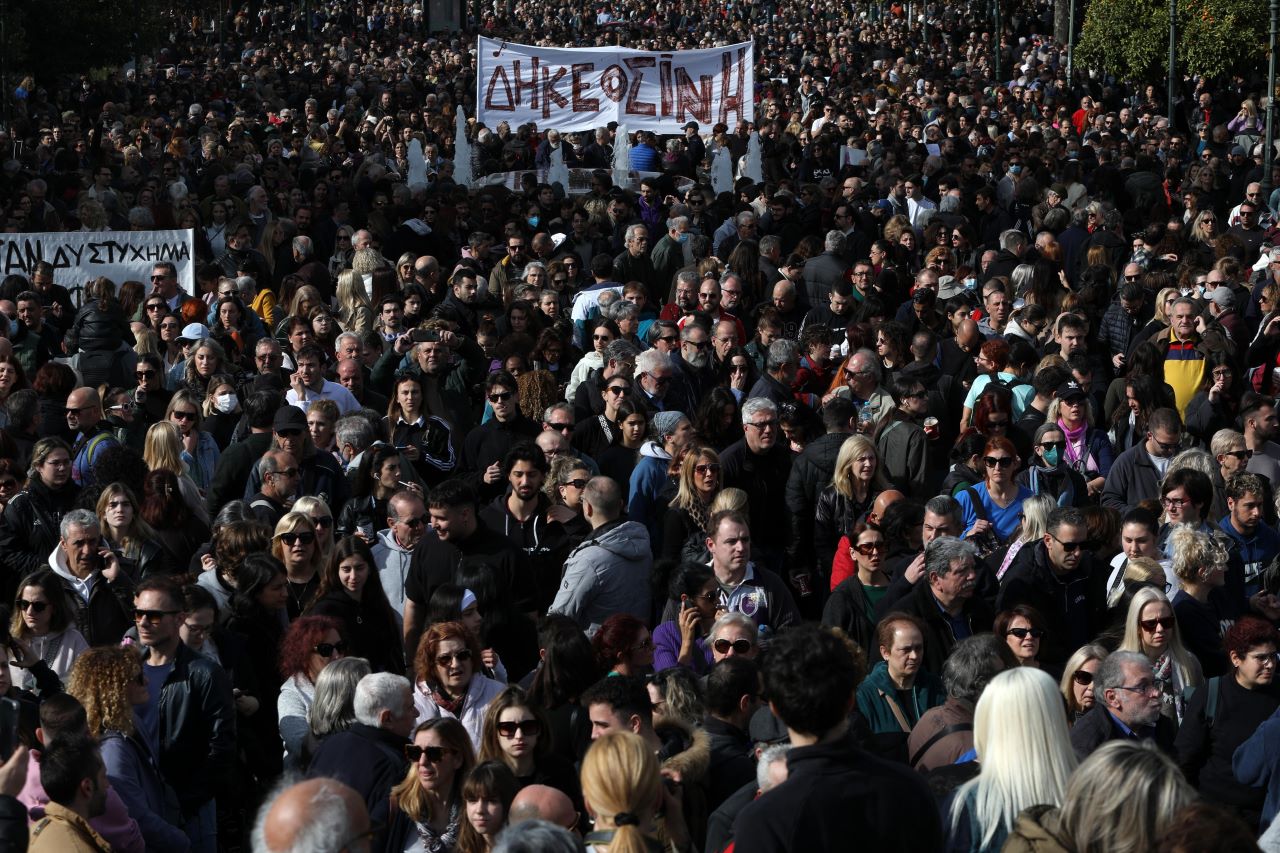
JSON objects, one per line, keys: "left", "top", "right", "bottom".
{"left": 571, "top": 63, "right": 599, "bottom": 112}
{"left": 718, "top": 48, "right": 747, "bottom": 128}
{"left": 623, "top": 57, "right": 656, "bottom": 117}
{"left": 512, "top": 58, "right": 541, "bottom": 109}
{"left": 659, "top": 57, "right": 674, "bottom": 118}
{"left": 540, "top": 65, "right": 569, "bottom": 120}
{"left": 484, "top": 66, "right": 515, "bottom": 112}
{"left": 600, "top": 64, "right": 627, "bottom": 103}
{"left": 675, "top": 68, "right": 712, "bottom": 125}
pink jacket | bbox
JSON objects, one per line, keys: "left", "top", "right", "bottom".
{"left": 19, "top": 748, "right": 144, "bottom": 853}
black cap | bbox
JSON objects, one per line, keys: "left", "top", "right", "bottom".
{"left": 1055, "top": 380, "right": 1087, "bottom": 402}
{"left": 748, "top": 705, "right": 790, "bottom": 745}
{"left": 273, "top": 406, "right": 307, "bottom": 433}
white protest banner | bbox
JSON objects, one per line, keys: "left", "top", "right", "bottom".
{"left": 477, "top": 37, "right": 753, "bottom": 134}
{"left": 0, "top": 229, "right": 197, "bottom": 299}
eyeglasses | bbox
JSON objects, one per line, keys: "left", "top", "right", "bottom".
{"left": 694, "top": 463, "right": 721, "bottom": 475}
{"left": 1049, "top": 533, "right": 1086, "bottom": 552}
{"left": 1115, "top": 680, "right": 1160, "bottom": 695}
{"left": 746, "top": 419, "right": 778, "bottom": 431}
{"left": 488, "top": 391, "right": 514, "bottom": 403}
{"left": 279, "top": 531, "right": 316, "bottom": 546}
{"left": 496, "top": 719, "right": 542, "bottom": 738}
{"left": 17, "top": 600, "right": 47, "bottom": 613}
{"left": 171, "top": 410, "right": 197, "bottom": 421}
{"left": 1071, "top": 670, "right": 1094, "bottom": 686}
{"left": 405, "top": 744, "right": 457, "bottom": 763}
{"left": 713, "top": 638, "right": 753, "bottom": 655}
{"left": 983, "top": 456, "right": 1014, "bottom": 468}
{"left": 133, "top": 608, "right": 180, "bottom": 622}
{"left": 1139, "top": 616, "right": 1176, "bottom": 632}
{"left": 1007, "top": 626, "right": 1045, "bottom": 639}
{"left": 1224, "top": 449, "right": 1254, "bottom": 460}
{"left": 437, "top": 649, "right": 473, "bottom": 667}
{"left": 398, "top": 514, "right": 428, "bottom": 528}
{"left": 314, "top": 641, "right": 348, "bottom": 657}
{"left": 1150, "top": 435, "right": 1184, "bottom": 454}
{"left": 1161, "top": 496, "right": 1188, "bottom": 508}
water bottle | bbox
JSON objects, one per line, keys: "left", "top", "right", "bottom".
{"left": 858, "top": 403, "right": 875, "bottom": 433}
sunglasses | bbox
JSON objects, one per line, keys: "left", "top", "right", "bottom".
{"left": 279, "top": 532, "right": 316, "bottom": 546}
{"left": 695, "top": 463, "right": 721, "bottom": 475}
{"left": 606, "top": 386, "right": 629, "bottom": 396}
{"left": 1071, "top": 670, "right": 1094, "bottom": 686}
{"left": 136, "top": 370, "right": 157, "bottom": 378}
{"left": 17, "top": 600, "right": 47, "bottom": 613}
{"left": 713, "top": 638, "right": 753, "bottom": 655}
{"left": 398, "top": 514, "right": 428, "bottom": 528}
{"left": 1224, "top": 449, "right": 1254, "bottom": 460}
{"left": 563, "top": 478, "right": 589, "bottom": 490}
{"left": 314, "top": 641, "right": 348, "bottom": 657}
{"left": 1039, "top": 441, "right": 1066, "bottom": 452}
{"left": 855, "top": 541, "right": 887, "bottom": 555}
{"left": 488, "top": 391, "right": 514, "bottom": 403}
{"left": 171, "top": 410, "right": 197, "bottom": 421}
{"left": 1050, "top": 533, "right": 1086, "bottom": 552}
{"left": 276, "top": 428, "right": 302, "bottom": 438}
{"left": 133, "top": 608, "right": 180, "bottom": 622}
{"left": 496, "top": 719, "right": 542, "bottom": 738}
{"left": 405, "top": 744, "right": 456, "bottom": 763}
{"left": 437, "top": 649, "right": 473, "bottom": 667}
{"left": 1139, "top": 617, "right": 1176, "bottom": 632}
{"left": 983, "top": 456, "right": 1015, "bottom": 468}
{"left": 1007, "top": 626, "right": 1045, "bottom": 639}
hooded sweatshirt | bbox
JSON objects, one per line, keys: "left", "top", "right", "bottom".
{"left": 628, "top": 440, "right": 673, "bottom": 546}
{"left": 549, "top": 518, "right": 652, "bottom": 633}
{"left": 371, "top": 527, "right": 414, "bottom": 622}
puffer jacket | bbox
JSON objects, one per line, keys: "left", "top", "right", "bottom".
{"left": 786, "top": 430, "right": 850, "bottom": 568}
{"left": 0, "top": 478, "right": 81, "bottom": 600}
{"left": 814, "top": 486, "right": 872, "bottom": 586}
{"left": 548, "top": 519, "right": 652, "bottom": 632}
{"left": 65, "top": 297, "right": 134, "bottom": 353}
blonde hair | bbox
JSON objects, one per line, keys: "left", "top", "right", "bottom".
{"left": 1057, "top": 740, "right": 1194, "bottom": 853}
{"left": 336, "top": 269, "right": 372, "bottom": 318}
{"left": 67, "top": 647, "right": 143, "bottom": 738}
{"left": 580, "top": 732, "right": 661, "bottom": 853}
{"left": 710, "top": 487, "right": 748, "bottom": 515}
{"left": 1169, "top": 524, "right": 1227, "bottom": 584}
{"left": 1119, "top": 587, "right": 1203, "bottom": 689}
{"left": 390, "top": 718, "right": 475, "bottom": 823}
{"left": 1059, "top": 644, "right": 1108, "bottom": 718}
{"left": 831, "top": 435, "right": 889, "bottom": 499}
{"left": 1015, "top": 494, "right": 1055, "bottom": 544}
{"left": 293, "top": 496, "right": 334, "bottom": 566}
{"left": 143, "top": 421, "right": 188, "bottom": 477}
{"left": 671, "top": 446, "right": 719, "bottom": 519}
{"left": 951, "top": 668, "right": 1077, "bottom": 848}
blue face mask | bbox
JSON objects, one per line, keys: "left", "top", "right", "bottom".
{"left": 527, "top": 216, "right": 540, "bottom": 228}
{"left": 677, "top": 232, "right": 689, "bottom": 244}
{"left": 1043, "top": 446, "right": 1061, "bottom": 467}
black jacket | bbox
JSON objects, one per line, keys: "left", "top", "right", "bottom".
{"left": 460, "top": 415, "right": 541, "bottom": 496}
{"left": 0, "top": 478, "right": 81, "bottom": 601}
{"left": 206, "top": 431, "right": 273, "bottom": 516}
{"left": 892, "top": 579, "right": 994, "bottom": 676}
{"left": 146, "top": 641, "right": 237, "bottom": 814}
{"left": 308, "top": 589, "right": 406, "bottom": 676}
{"left": 479, "top": 493, "right": 569, "bottom": 613}
{"left": 822, "top": 575, "right": 879, "bottom": 655}
{"left": 0, "top": 796, "right": 25, "bottom": 853}
{"left": 996, "top": 541, "right": 1107, "bottom": 667}
{"left": 57, "top": 566, "right": 134, "bottom": 647}
{"left": 308, "top": 723, "right": 407, "bottom": 836}
{"left": 704, "top": 716, "right": 756, "bottom": 813}
{"left": 785, "top": 431, "right": 849, "bottom": 568}
{"left": 731, "top": 728, "right": 942, "bottom": 853}
{"left": 720, "top": 439, "right": 792, "bottom": 555}
{"left": 813, "top": 486, "right": 871, "bottom": 584}
{"left": 1174, "top": 674, "right": 1280, "bottom": 808}
{"left": 65, "top": 298, "right": 134, "bottom": 353}
{"left": 405, "top": 521, "right": 532, "bottom": 613}
{"left": 1069, "top": 704, "right": 1177, "bottom": 762}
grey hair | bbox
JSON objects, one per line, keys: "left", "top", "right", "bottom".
{"left": 233, "top": 276, "right": 256, "bottom": 300}
{"left": 999, "top": 230, "right": 1027, "bottom": 253}
{"left": 943, "top": 635, "right": 1006, "bottom": 704}
{"left": 60, "top": 509, "right": 100, "bottom": 541}
{"left": 610, "top": 301, "right": 638, "bottom": 322}
{"left": 675, "top": 269, "right": 699, "bottom": 290}
{"left": 924, "top": 536, "right": 976, "bottom": 578}
{"left": 353, "top": 673, "right": 411, "bottom": 727}
{"left": 709, "top": 611, "right": 758, "bottom": 643}
{"left": 308, "top": 657, "right": 372, "bottom": 738}
{"left": 925, "top": 495, "right": 962, "bottom": 523}
{"left": 939, "top": 194, "right": 962, "bottom": 214}
{"left": 735, "top": 210, "right": 757, "bottom": 227}
{"left": 521, "top": 261, "right": 546, "bottom": 278}
{"left": 624, "top": 223, "right": 648, "bottom": 243}
{"left": 635, "top": 348, "right": 673, "bottom": 377}
{"left": 666, "top": 215, "right": 689, "bottom": 232}
{"left": 258, "top": 452, "right": 285, "bottom": 479}
{"left": 1095, "top": 650, "right": 1150, "bottom": 695}
{"left": 851, "top": 348, "right": 881, "bottom": 382}
{"left": 292, "top": 235, "right": 314, "bottom": 259}
{"left": 824, "top": 230, "right": 846, "bottom": 253}
{"left": 759, "top": 235, "right": 781, "bottom": 255}
{"left": 256, "top": 337, "right": 282, "bottom": 354}
{"left": 741, "top": 397, "right": 778, "bottom": 426}
{"left": 334, "top": 416, "right": 375, "bottom": 454}
{"left": 492, "top": 820, "right": 586, "bottom": 853}
{"left": 334, "top": 331, "right": 361, "bottom": 352}
{"left": 766, "top": 339, "right": 800, "bottom": 372}
{"left": 543, "top": 403, "right": 573, "bottom": 423}
{"left": 605, "top": 339, "right": 640, "bottom": 364}
{"left": 250, "top": 774, "right": 367, "bottom": 853}
{"left": 756, "top": 743, "right": 791, "bottom": 792}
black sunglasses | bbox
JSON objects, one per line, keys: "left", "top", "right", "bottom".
{"left": 496, "top": 719, "right": 542, "bottom": 738}
{"left": 713, "top": 638, "right": 752, "bottom": 655}
{"left": 405, "top": 744, "right": 456, "bottom": 763}
{"left": 279, "top": 532, "right": 316, "bottom": 546}
{"left": 983, "top": 456, "right": 1015, "bottom": 468}
{"left": 17, "top": 600, "right": 47, "bottom": 613}
{"left": 314, "top": 641, "right": 348, "bottom": 657}
{"left": 1007, "top": 627, "right": 1045, "bottom": 639}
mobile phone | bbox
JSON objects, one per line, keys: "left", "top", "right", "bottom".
{"left": 0, "top": 697, "right": 19, "bottom": 761}
{"left": 409, "top": 329, "right": 440, "bottom": 343}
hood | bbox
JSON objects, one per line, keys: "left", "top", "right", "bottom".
{"left": 586, "top": 520, "right": 651, "bottom": 561}
{"left": 656, "top": 715, "right": 711, "bottom": 784}
{"left": 639, "top": 440, "right": 671, "bottom": 461}
{"left": 376, "top": 526, "right": 412, "bottom": 554}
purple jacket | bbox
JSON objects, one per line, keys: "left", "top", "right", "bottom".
{"left": 653, "top": 620, "right": 713, "bottom": 675}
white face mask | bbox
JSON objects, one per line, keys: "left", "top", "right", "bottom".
{"left": 214, "top": 393, "right": 238, "bottom": 414}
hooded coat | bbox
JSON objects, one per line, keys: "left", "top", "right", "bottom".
{"left": 548, "top": 518, "right": 652, "bottom": 632}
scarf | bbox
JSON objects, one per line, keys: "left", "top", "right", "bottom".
{"left": 429, "top": 682, "right": 466, "bottom": 717}
{"left": 687, "top": 495, "right": 711, "bottom": 533}
{"left": 414, "top": 802, "right": 461, "bottom": 853}
{"left": 1028, "top": 463, "right": 1075, "bottom": 508}
{"left": 1058, "top": 418, "right": 1087, "bottom": 465}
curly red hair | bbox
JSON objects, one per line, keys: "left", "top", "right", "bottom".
{"left": 414, "top": 621, "right": 484, "bottom": 688}
{"left": 1225, "top": 616, "right": 1280, "bottom": 659}
{"left": 278, "top": 615, "right": 344, "bottom": 681}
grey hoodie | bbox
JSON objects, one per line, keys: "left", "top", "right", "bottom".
{"left": 549, "top": 518, "right": 652, "bottom": 633}
{"left": 371, "top": 527, "right": 413, "bottom": 627}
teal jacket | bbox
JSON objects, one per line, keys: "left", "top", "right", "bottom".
{"left": 855, "top": 660, "right": 946, "bottom": 735}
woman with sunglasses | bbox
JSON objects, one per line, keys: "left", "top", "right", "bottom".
{"left": 823, "top": 524, "right": 891, "bottom": 653}
{"left": 1194, "top": 617, "right": 1280, "bottom": 828}
{"left": 276, "top": 614, "right": 346, "bottom": 771}
{"left": 66, "top": 646, "right": 192, "bottom": 852}
{"left": 1119, "top": 587, "right": 1203, "bottom": 725}
{"left": 1018, "top": 423, "right": 1090, "bottom": 508}
{"left": 479, "top": 686, "right": 582, "bottom": 808}
{"left": 996, "top": 605, "right": 1048, "bottom": 669}
{"left": 165, "top": 389, "right": 219, "bottom": 495}
{"left": 571, "top": 372, "right": 633, "bottom": 462}
{"left": 8, "top": 569, "right": 87, "bottom": 692}
{"left": 660, "top": 447, "right": 722, "bottom": 563}
{"left": 565, "top": 318, "right": 620, "bottom": 404}
{"left": 1185, "top": 351, "right": 1244, "bottom": 445}
{"left": 414, "top": 621, "right": 507, "bottom": 749}
{"left": 291, "top": 495, "right": 335, "bottom": 568}
{"left": 956, "top": 437, "right": 1033, "bottom": 557}
{"left": 307, "top": 537, "right": 403, "bottom": 676}
{"left": 387, "top": 717, "right": 476, "bottom": 851}
{"left": 1060, "top": 644, "right": 1108, "bottom": 724}
{"left": 1169, "top": 526, "right": 1236, "bottom": 677}
{"left": 270, "top": 512, "right": 321, "bottom": 620}
{"left": 1048, "top": 383, "right": 1113, "bottom": 498}
{"left": 652, "top": 563, "right": 718, "bottom": 675}
{"left": 96, "top": 482, "right": 173, "bottom": 580}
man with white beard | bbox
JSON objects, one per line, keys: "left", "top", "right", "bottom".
{"left": 677, "top": 321, "right": 719, "bottom": 400}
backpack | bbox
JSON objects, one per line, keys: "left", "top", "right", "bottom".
{"left": 1182, "top": 676, "right": 1221, "bottom": 726}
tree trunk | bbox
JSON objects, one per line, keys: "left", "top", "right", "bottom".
{"left": 1054, "top": 0, "right": 1071, "bottom": 45}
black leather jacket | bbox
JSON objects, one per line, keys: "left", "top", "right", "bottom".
{"left": 0, "top": 478, "right": 81, "bottom": 600}
{"left": 143, "top": 642, "right": 237, "bottom": 814}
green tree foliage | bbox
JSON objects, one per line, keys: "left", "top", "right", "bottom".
{"left": 1077, "top": 0, "right": 1266, "bottom": 82}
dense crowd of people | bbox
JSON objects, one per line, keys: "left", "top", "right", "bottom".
{"left": 2, "top": 0, "right": 1280, "bottom": 851}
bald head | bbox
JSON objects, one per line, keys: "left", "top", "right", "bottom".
{"left": 509, "top": 784, "right": 577, "bottom": 830}
{"left": 582, "top": 475, "right": 623, "bottom": 526}
{"left": 869, "top": 490, "right": 904, "bottom": 525}
{"left": 956, "top": 318, "right": 980, "bottom": 349}
{"left": 66, "top": 387, "right": 102, "bottom": 432}
{"left": 254, "top": 778, "right": 369, "bottom": 853}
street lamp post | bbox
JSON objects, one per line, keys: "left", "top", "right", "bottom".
{"left": 1167, "top": 0, "right": 1177, "bottom": 125}
{"left": 993, "top": 0, "right": 1002, "bottom": 83}
{"left": 1265, "top": 0, "right": 1279, "bottom": 197}
{"left": 1066, "top": 0, "right": 1076, "bottom": 83}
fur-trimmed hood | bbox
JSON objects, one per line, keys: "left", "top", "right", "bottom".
{"left": 655, "top": 715, "right": 712, "bottom": 785}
